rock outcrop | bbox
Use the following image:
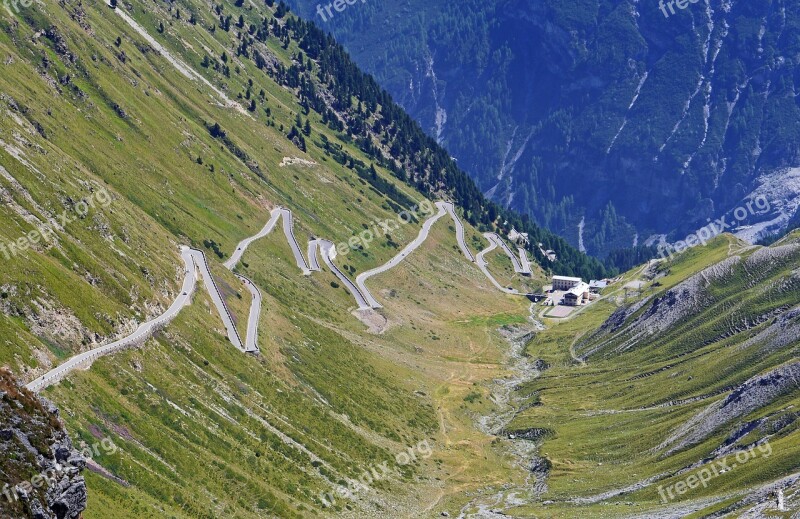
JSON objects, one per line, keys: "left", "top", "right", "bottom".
{"left": 659, "top": 362, "right": 800, "bottom": 455}
{"left": 0, "top": 368, "right": 87, "bottom": 519}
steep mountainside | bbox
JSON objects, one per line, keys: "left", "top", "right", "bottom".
{"left": 0, "top": 0, "right": 567, "bottom": 516}
{"left": 285, "top": 0, "right": 800, "bottom": 256}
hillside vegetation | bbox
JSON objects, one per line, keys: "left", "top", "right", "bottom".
{"left": 0, "top": 0, "right": 551, "bottom": 515}
{"left": 492, "top": 233, "right": 800, "bottom": 517}
{"left": 286, "top": 0, "right": 800, "bottom": 256}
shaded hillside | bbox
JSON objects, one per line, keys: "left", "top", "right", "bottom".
{"left": 285, "top": 0, "right": 800, "bottom": 256}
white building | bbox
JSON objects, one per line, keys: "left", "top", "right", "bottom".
{"left": 589, "top": 280, "right": 608, "bottom": 293}
{"left": 552, "top": 275, "right": 583, "bottom": 291}
{"left": 564, "top": 282, "right": 590, "bottom": 306}
{"left": 508, "top": 228, "right": 529, "bottom": 246}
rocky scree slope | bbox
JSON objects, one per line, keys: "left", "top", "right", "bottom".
{"left": 576, "top": 233, "right": 800, "bottom": 460}
{"left": 499, "top": 234, "right": 800, "bottom": 517}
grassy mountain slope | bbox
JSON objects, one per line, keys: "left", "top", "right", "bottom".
{"left": 0, "top": 0, "right": 549, "bottom": 516}
{"left": 488, "top": 233, "right": 800, "bottom": 517}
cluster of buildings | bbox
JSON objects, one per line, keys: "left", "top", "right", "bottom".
{"left": 551, "top": 276, "right": 607, "bottom": 306}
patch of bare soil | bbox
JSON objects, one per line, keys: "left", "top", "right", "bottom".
{"left": 353, "top": 308, "right": 388, "bottom": 334}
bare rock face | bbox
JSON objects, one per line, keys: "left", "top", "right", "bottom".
{"left": 659, "top": 362, "right": 800, "bottom": 455}
{"left": 631, "top": 256, "right": 741, "bottom": 336}
{"left": 0, "top": 368, "right": 87, "bottom": 519}
{"left": 578, "top": 255, "right": 747, "bottom": 358}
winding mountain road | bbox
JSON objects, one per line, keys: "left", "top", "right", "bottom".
{"left": 29, "top": 234, "right": 267, "bottom": 392}
{"left": 356, "top": 203, "right": 448, "bottom": 308}
{"left": 307, "top": 240, "right": 322, "bottom": 272}
{"left": 223, "top": 207, "right": 318, "bottom": 352}
{"left": 224, "top": 211, "right": 281, "bottom": 270}
{"left": 518, "top": 247, "right": 532, "bottom": 275}
{"left": 442, "top": 201, "right": 475, "bottom": 262}
{"left": 311, "top": 239, "right": 371, "bottom": 309}
{"left": 26, "top": 247, "right": 198, "bottom": 392}
{"left": 27, "top": 201, "right": 532, "bottom": 392}
{"left": 477, "top": 234, "right": 521, "bottom": 295}
{"left": 355, "top": 201, "right": 529, "bottom": 308}
{"left": 236, "top": 275, "right": 263, "bottom": 353}
{"left": 279, "top": 208, "right": 313, "bottom": 275}
{"left": 485, "top": 233, "right": 524, "bottom": 273}
{"left": 226, "top": 208, "right": 311, "bottom": 274}
{"left": 189, "top": 248, "right": 246, "bottom": 351}
{"left": 25, "top": 0, "right": 541, "bottom": 394}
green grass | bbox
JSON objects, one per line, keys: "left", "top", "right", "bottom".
{"left": 0, "top": 0, "right": 540, "bottom": 515}
{"left": 502, "top": 236, "right": 800, "bottom": 517}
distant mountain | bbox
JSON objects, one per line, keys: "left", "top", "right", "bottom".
{"left": 284, "top": 0, "right": 800, "bottom": 256}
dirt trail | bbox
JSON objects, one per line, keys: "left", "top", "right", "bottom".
{"left": 568, "top": 331, "right": 587, "bottom": 366}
